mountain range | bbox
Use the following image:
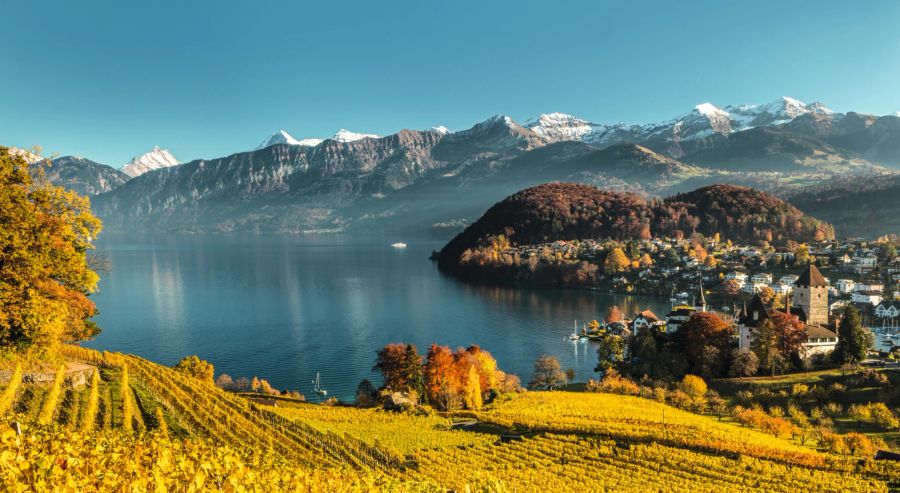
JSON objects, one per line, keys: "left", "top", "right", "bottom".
{"left": 17, "top": 97, "right": 900, "bottom": 237}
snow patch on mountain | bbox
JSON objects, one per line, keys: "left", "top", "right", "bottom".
{"left": 121, "top": 146, "right": 179, "bottom": 177}
{"left": 257, "top": 130, "right": 323, "bottom": 149}
{"left": 431, "top": 125, "right": 452, "bottom": 135}
{"left": 524, "top": 112, "right": 604, "bottom": 142}
{"left": 332, "top": 129, "right": 379, "bottom": 143}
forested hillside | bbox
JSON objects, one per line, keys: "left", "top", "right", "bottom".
{"left": 438, "top": 182, "right": 833, "bottom": 274}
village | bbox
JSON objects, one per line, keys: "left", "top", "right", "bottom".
{"left": 500, "top": 234, "right": 900, "bottom": 368}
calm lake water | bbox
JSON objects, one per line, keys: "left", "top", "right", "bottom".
{"left": 86, "top": 234, "right": 670, "bottom": 401}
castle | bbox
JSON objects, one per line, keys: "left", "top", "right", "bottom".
{"left": 738, "top": 264, "right": 839, "bottom": 358}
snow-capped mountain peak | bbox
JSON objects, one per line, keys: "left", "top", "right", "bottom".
{"left": 332, "top": 129, "right": 379, "bottom": 143}
{"left": 431, "top": 125, "right": 452, "bottom": 135}
{"left": 121, "top": 146, "right": 179, "bottom": 178}
{"left": 256, "top": 130, "right": 323, "bottom": 149}
{"left": 693, "top": 103, "right": 728, "bottom": 117}
{"left": 524, "top": 112, "right": 601, "bottom": 142}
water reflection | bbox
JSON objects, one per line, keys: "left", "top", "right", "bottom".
{"left": 87, "top": 234, "right": 670, "bottom": 401}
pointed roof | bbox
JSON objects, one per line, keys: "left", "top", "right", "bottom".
{"left": 795, "top": 264, "right": 828, "bottom": 288}
{"left": 697, "top": 279, "right": 707, "bottom": 306}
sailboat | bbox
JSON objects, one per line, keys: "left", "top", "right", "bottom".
{"left": 312, "top": 372, "right": 327, "bottom": 396}
{"left": 569, "top": 320, "right": 580, "bottom": 341}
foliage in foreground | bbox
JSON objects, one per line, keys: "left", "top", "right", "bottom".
{"left": 0, "top": 424, "right": 438, "bottom": 492}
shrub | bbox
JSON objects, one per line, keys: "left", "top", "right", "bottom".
{"left": 823, "top": 402, "right": 842, "bottom": 417}
{"left": 867, "top": 402, "right": 899, "bottom": 430}
{"left": 844, "top": 432, "right": 876, "bottom": 457}
{"left": 848, "top": 403, "right": 871, "bottom": 423}
{"left": 679, "top": 375, "right": 707, "bottom": 399}
{"left": 173, "top": 355, "right": 215, "bottom": 383}
{"left": 652, "top": 387, "right": 667, "bottom": 403}
{"left": 790, "top": 383, "right": 808, "bottom": 396}
{"left": 668, "top": 390, "right": 693, "bottom": 410}
{"left": 597, "top": 369, "right": 640, "bottom": 395}
{"left": 817, "top": 431, "right": 847, "bottom": 455}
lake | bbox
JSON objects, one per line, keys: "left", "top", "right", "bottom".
{"left": 86, "top": 234, "right": 671, "bottom": 402}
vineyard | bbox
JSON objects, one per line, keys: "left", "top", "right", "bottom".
{"left": 0, "top": 346, "right": 897, "bottom": 491}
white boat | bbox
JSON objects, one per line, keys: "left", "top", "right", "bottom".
{"left": 391, "top": 242, "right": 407, "bottom": 249}
{"left": 312, "top": 372, "right": 327, "bottom": 396}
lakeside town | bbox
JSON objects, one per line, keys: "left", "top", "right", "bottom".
{"left": 486, "top": 234, "right": 900, "bottom": 364}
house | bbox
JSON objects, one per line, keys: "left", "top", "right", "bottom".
{"left": 751, "top": 273, "right": 773, "bottom": 284}
{"left": 779, "top": 274, "right": 799, "bottom": 286}
{"left": 855, "top": 282, "right": 884, "bottom": 293}
{"left": 772, "top": 283, "right": 793, "bottom": 295}
{"left": 836, "top": 279, "right": 856, "bottom": 294}
{"left": 632, "top": 309, "right": 663, "bottom": 332}
{"left": 852, "top": 291, "right": 883, "bottom": 306}
{"left": 875, "top": 301, "right": 900, "bottom": 319}
{"left": 742, "top": 281, "right": 768, "bottom": 294}
{"left": 725, "top": 271, "right": 748, "bottom": 282}
{"left": 852, "top": 255, "right": 878, "bottom": 273}
{"left": 801, "top": 324, "right": 839, "bottom": 357}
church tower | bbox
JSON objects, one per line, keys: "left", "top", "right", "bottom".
{"left": 792, "top": 264, "right": 829, "bottom": 325}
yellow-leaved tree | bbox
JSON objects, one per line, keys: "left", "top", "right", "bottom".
{"left": 0, "top": 147, "right": 103, "bottom": 356}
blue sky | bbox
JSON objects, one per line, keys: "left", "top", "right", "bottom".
{"left": 2, "top": 0, "right": 899, "bottom": 165}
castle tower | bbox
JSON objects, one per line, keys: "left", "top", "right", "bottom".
{"left": 792, "top": 264, "right": 829, "bottom": 325}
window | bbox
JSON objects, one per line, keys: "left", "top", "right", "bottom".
{"left": 753, "top": 311, "right": 759, "bottom": 321}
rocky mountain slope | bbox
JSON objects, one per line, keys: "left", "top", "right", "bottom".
{"left": 49, "top": 96, "right": 900, "bottom": 236}
{"left": 37, "top": 156, "right": 130, "bottom": 196}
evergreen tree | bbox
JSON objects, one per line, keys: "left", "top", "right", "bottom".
{"left": 402, "top": 344, "right": 425, "bottom": 398}
{"left": 832, "top": 306, "right": 872, "bottom": 364}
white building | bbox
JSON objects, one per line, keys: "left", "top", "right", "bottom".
{"left": 751, "top": 273, "right": 773, "bottom": 284}
{"left": 835, "top": 279, "right": 856, "bottom": 294}
{"left": 725, "top": 271, "right": 748, "bottom": 282}
{"left": 772, "top": 283, "right": 793, "bottom": 295}
{"left": 779, "top": 274, "right": 799, "bottom": 285}
{"left": 852, "top": 291, "right": 883, "bottom": 305}
{"left": 855, "top": 282, "right": 884, "bottom": 293}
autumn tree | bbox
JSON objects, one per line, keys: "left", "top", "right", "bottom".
{"left": 463, "top": 365, "right": 483, "bottom": 409}
{"left": 678, "top": 313, "right": 732, "bottom": 378}
{"left": 595, "top": 333, "right": 625, "bottom": 373}
{"left": 758, "top": 286, "right": 775, "bottom": 304}
{"left": 794, "top": 244, "right": 810, "bottom": 266}
{"left": 639, "top": 253, "right": 653, "bottom": 267}
{"left": 722, "top": 280, "right": 741, "bottom": 303}
{"left": 0, "top": 147, "right": 103, "bottom": 355}
{"left": 423, "top": 344, "right": 461, "bottom": 410}
{"left": 603, "top": 248, "right": 630, "bottom": 275}
{"left": 750, "top": 314, "right": 803, "bottom": 376}
{"left": 604, "top": 305, "right": 623, "bottom": 324}
{"left": 832, "top": 306, "right": 872, "bottom": 365}
{"left": 729, "top": 348, "right": 759, "bottom": 378}
{"left": 373, "top": 343, "right": 409, "bottom": 392}
{"left": 173, "top": 355, "right": 215, "bottom": 383}
{"left": 529, "top": 354, "right": 567, "bottom": 390}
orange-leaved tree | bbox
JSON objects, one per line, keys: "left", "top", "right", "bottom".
{"left": 0, "top": 147, "right": 102, "bottom": 356}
